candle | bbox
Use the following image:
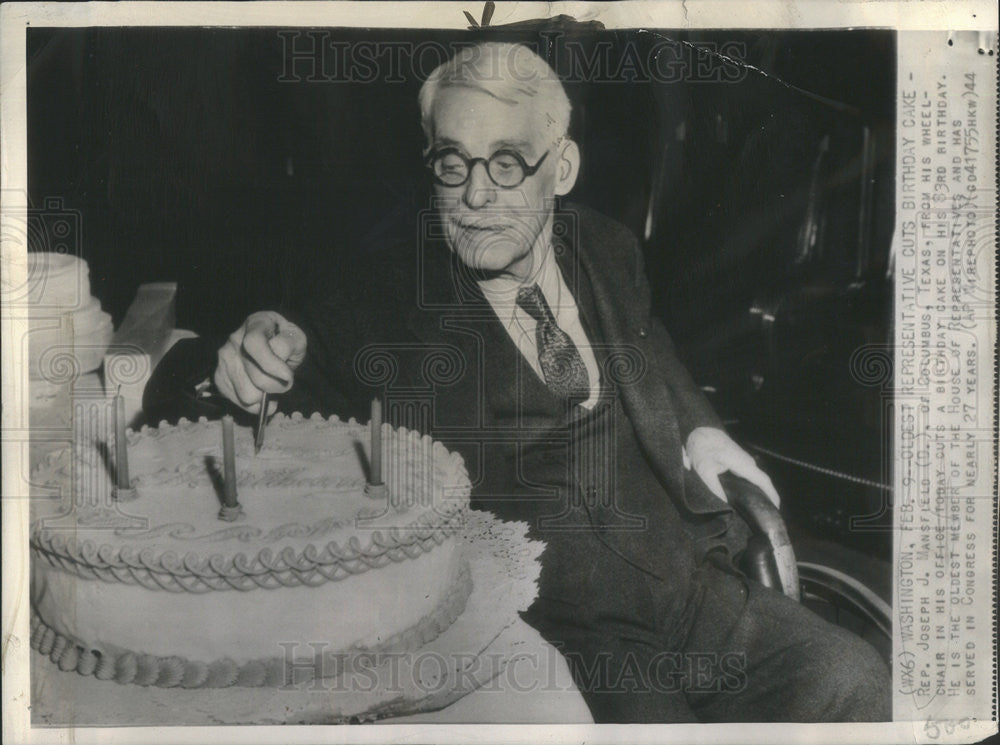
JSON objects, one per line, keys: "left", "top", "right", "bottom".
{"left": 114, "top": 395, "right": 130, "bottom": 489}
{"left": 370, "top": 398, "right": 382, "bottom": 485}
{"left": 222, "top": 415, "right": 238, "bottom": 507}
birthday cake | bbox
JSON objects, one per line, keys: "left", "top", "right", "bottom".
{"left": 29, "top": 412, "right": 473, "bottom": 689}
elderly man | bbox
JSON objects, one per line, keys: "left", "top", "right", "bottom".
{"left": 147, "top": 42, "right": 890, "bottom": 722}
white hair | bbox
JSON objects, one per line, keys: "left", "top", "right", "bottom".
{"left": 418, "top": 42, "right": 571, "bottom": 153}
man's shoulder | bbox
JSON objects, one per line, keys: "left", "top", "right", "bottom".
{"left": 558, "top": 201, "right": 645, "bottom": 290}
{"left": 561, "top": 201, "right": 641, "bottom": 257}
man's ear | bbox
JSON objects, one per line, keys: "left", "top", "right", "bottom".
{"left": 553, "top": 139, "right": 581, "bottom": 196}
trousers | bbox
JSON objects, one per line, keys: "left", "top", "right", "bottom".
{"left": 524, "top": 542, "right": 891, "bottom": 723}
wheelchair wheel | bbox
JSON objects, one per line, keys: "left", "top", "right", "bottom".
{"left": 797, "top": 561, "right": 892, "bottom": 665}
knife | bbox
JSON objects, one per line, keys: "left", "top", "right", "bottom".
{"left": 254, "top": 393, "right": 269, "bottom": 454}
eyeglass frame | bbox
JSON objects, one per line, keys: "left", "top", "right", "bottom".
{"left": 424, "top": 146, "right": 551, "bottom": 189}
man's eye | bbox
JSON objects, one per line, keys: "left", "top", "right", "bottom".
{"left": 492, "top": 156, "right": 518, "bottom": 170}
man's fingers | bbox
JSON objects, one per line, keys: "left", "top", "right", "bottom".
{"left": 685, "top": 427, "right": 781, "bottom": 508}
{"left": 240, "top": 313, "right": 307, "bottom": 382}
{"left": 245, "top": 362, "right": 293, "bottom": 395}
{"left": 760, "top": 478, "right": 782, "bottom": 508}
{"left": 243, "top": 311, "right": 279, "bottom": 337}
{"left": 245, "top": 397, "right": 279, "bottom": 416}
{"left": 212, "top": 365, "right": 238, "bottom": 407}
{"left": 218, "top": 345, "right": 264, "bottom": 410}
{"left": 701, "top": 468, "right": 728, "bottom": 503}
{"left": 215, "top": 312, "right": 306, "bottom": 415}
{"left": 241, "top": 330, "right": 293, "bottom": 388}
{"left": 269, "top": 326, "right": 307, "bottom": 370}
{"left": 229, "top": 363, "right": 264, "bottom": 409}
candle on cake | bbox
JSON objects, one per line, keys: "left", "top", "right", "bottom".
{"left": 218, "top": 415, "right": 243, "bottom": 521}
{"left": 371, "top": 397, "right": 382, "bottom": 483}
{"left": 365, "top": 397, "right": 386, "bottom": 499}
{"left": 112, "top": 393, "right": 137, "bottom": 501}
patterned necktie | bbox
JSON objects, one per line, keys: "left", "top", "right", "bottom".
{"left": 516, "top": 283, "right": 590, "bottom": 399}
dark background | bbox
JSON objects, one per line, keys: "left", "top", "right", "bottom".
{"left": 27, "top": 25, "right": 896, "bottom": 564}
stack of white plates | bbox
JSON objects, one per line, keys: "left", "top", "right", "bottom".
{"left": 28, "top": 253, "right": 114, "bottom": 379}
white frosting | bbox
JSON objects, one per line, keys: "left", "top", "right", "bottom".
{"left": 27, "top": 253, "right": 91, "bottom": 308}
{"left": 35, "top": 413, "right": 466, "bottom": 555}
{"left": 30, "top": 413, "right": 473, "bottom": 675}
{"left": 32, "top": 540, "right": 463, "bottom": 663}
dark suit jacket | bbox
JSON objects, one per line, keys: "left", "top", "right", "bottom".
{"left": 145, "top": 201, "right": 745, "bottom": 583}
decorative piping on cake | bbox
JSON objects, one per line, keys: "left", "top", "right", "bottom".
{"left": 109, "top": 514, "right": 370, "bottom": 543}
{"left": 32, "top": 509, "right": 467, "bottom": 593}
{"left": 31, "top": 411, "right": 472, "bottom": 594}
{"left": 31, "top": 560, "right": 473, "bottom": 689}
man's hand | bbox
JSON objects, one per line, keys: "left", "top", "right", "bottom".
{"left": 214, "top": 311, "right": 307, "bottom": 414}
{"left": 685, "top": 426, "right": 781, "bottom": 508}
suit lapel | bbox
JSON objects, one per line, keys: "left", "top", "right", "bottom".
{"left": 559, "top": 219, "right": 690, "bottom": 510}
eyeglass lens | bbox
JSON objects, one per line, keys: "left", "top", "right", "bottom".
{"left": 432, "top": 150, "right": 527, "bottom": 188}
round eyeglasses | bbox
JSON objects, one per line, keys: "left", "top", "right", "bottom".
{"left": 425, "top": 148, "right": 550, "bottom": 189}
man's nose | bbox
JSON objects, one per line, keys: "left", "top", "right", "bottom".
{"left": 462, "top": 161, "right": 497, "bottom": 209}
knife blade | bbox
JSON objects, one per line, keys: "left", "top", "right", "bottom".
{"left": 254, "top": 393, "right": 269, "bottom": 454}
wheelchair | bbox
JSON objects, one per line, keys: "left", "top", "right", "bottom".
{"left": 721, "top": 472, "right": 891, "bottom": 665}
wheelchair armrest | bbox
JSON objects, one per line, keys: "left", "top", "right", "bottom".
{"left": 720, "top": 472, "right": 800, "bottom": 601}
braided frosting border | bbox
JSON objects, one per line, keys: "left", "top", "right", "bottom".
{"left": 30, "top": 412, "right": 472, "bottom": 593}
{"left": 31, "top": 509, "right": 467, "bottom": 593}
{"left": 30, "top": 558, "right": 473, "bottom": 689}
